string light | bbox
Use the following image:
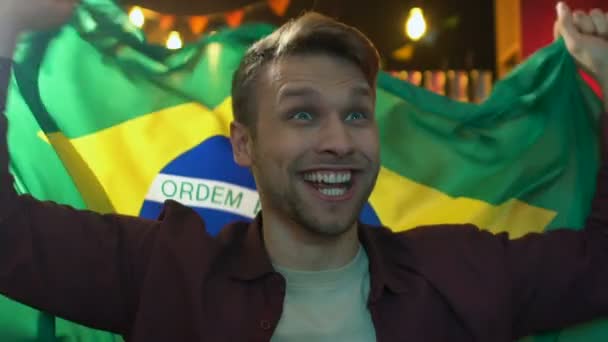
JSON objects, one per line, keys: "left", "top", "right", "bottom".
{"left": 406, "top": 7, "right": 427, "bottom": 41}
{"left": 166, "top": 31, "right": 183, "bottom": 50}
{"left": 128, "top": 6, "right": 145, "bottom": 28}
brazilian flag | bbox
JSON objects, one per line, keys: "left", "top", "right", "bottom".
{"left": 2, "top": 0, "right": 605, "bottom": 341}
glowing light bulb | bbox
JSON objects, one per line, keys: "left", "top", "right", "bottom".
{"left": 166, "top": 31, "right": 183, "bottom": 50}
{"left": 128, "top": 6, "right": 145, "bottom": 28}
{"left": 406, "top": 7, "right": 427, "bottom": 41}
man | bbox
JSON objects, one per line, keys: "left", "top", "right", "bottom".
{"left": 0, "top": 0, "right": 607, "bottom": 341}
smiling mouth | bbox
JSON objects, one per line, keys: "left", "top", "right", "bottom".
{"left": 301, "top": 170, "right": 355, "bottom": 200}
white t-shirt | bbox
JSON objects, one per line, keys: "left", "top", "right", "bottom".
{"left": 271, "top": 246, "right": 376, "bottom": 342}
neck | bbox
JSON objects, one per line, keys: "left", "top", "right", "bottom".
{"left": 262, "top": 210, "right": 360, "bottom": 271}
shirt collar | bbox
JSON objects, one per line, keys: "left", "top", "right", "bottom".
{"left": 224, "top": 214, "right": 275, "bottom": 281}
{"left": 226, "top": 214, "right": 413, "bottom": 299}
{"left": 358, "top": 223, "right": 411, "bottom": 302}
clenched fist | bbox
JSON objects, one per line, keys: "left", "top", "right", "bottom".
{"left": 555, "top": 2, "right": 608, "bottom": 91}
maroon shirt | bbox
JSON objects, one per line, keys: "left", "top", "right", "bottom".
{"left": 1, "top": 58, "right": 608, "bottom": 341}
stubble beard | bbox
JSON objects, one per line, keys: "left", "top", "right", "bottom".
{"left": 259, "top": 165, "right": 379, "bottom": 238}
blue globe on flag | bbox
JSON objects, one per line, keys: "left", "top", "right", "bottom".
{"left": 140, "top": 136, "right": 381, "bottom": 235}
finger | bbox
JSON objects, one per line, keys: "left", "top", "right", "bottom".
{"left": 573, "top": 10, "right": 595, "bottom": 34}
{"left": 590, "top": 9, "right": 608, "bottom": 37}
{"left": 553, "top": 20, "right": 560, "bottom": 41}
{"left": 556, "top": 2, "right": 582, "bottom": 52}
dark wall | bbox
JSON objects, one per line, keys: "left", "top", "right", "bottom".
{"left": 327, "top": 0, "right": 496, "bottom": 71}
{"left": 125, "top": 0, "right": 496, "bottom": 72}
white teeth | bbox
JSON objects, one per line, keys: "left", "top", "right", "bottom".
{"left": 339, "top": 172, "right": 351, "bottom": 183}
{"left": 303, "top": 173, "right": 317, "bottom": 182}
{"left": 303, "top": 171, "right": 352, "bottom": 184}
{"left": 319, "top": 188, "right": 347, "bottom": 197}
{"left": 303, "top": 171, "right": 351, "bottom": 198}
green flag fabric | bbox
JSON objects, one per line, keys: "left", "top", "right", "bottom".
{"left": 3, "top": 0, "right": 605, "bottom": 341}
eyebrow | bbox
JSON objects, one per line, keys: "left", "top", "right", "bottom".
{"left": 277, "top": 86, "right": 319, "bottom": 102}
{"left": 277, "top": 84, "right": 373, "bottom": 103}
{"left": 349, "top": 84, "right": 373, "bottom": 98}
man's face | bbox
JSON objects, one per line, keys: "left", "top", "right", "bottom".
{"left": 232, "top": 54, "right": 380, "bottom": 236}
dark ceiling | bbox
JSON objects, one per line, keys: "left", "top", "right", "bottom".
{"left": 121, "top": 0, "right": 496, "bottom": 72}
{"left": 122, "top": 0, "right": 322, "bottom": 15}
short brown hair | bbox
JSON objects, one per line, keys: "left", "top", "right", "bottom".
{"left": 231, "top": 12, "right": 381, "bottom": 130}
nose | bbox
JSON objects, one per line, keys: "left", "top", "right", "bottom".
{"left": 315, "top": 115, "right": 355, "bottom": 157}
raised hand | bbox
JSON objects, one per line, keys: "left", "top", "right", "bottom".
{"left": 0, "top": 0, "right": 77, "bottom": 57}
{"left": 555, "top": 2, "right": 608, "bottom": 94}
{"left": 0, "top": 0, "right": 77, "bottom": 33}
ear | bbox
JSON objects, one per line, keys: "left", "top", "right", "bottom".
{"left": 230, "top": 121, "right": 253, "bottom": 167}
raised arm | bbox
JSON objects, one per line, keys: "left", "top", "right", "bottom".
{"left": 555, "top": 3, "right": 608, "bottom": 230}
{"left": 507, "top": 3, "right": 608, "bottom": 337}
{"left": 0, "top": 0, "right": 161, "bottom": 334}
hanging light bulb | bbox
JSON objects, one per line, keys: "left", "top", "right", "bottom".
{"left": 128, "top": 6, "right": 145, "bottom": 28}
{"left": 166, "top": 31, "right": 183, "bottom": 50}
{"left": 405, "top": 7, "right": 427, "bottom": 41}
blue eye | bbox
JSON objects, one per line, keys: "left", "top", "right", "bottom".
{"left": 345, "top": 112, "right": 367, "bottom": 121}
{"left": 292, "top": 111, "right": 313, "bottom": 121}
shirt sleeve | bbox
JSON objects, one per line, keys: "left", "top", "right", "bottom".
{"left": 0, "top": 57, "right": 160, "bottom": 335}
{"left": 508, "top": 113, "right": 608, "bottom": 338}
